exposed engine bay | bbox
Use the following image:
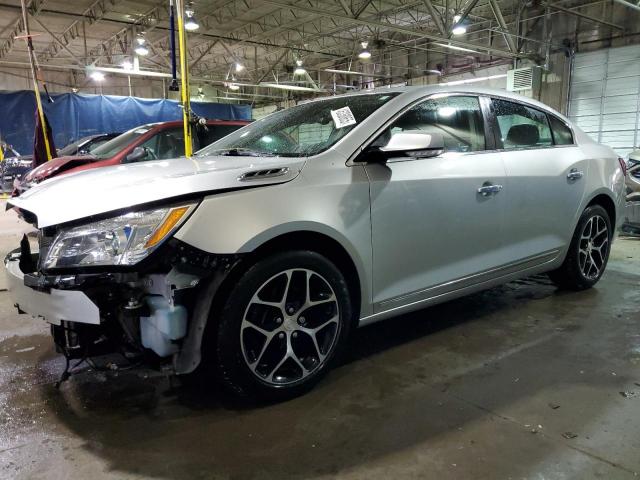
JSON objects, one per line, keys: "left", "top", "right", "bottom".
{"left": 8, "top": 232, "right": 241, "bottom": 380}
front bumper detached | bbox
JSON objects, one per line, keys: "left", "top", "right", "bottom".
{"left": 4, "top": 240, "right": 242, "bottom": 374}
{"left": 3, "top": 251, "right": 100, "bottom": 325}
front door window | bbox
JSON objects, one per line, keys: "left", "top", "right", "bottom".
{"left": 375, "top": 95, "right": 486, "bottom": 153}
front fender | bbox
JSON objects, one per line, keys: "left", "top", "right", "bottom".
{"left": 173, "top": 165, "right": 374, "bottom": 317}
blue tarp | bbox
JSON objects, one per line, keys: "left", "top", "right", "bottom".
{"left": 0, "top": 90, "right": 251, "bottom": 156}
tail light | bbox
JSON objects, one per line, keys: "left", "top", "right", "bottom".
{"left": 618, "top": 157, "right": 627, "bottom": 177}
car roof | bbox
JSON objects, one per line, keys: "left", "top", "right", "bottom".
{"left": 305, "top": 85, "right": 567, "bottom": 120}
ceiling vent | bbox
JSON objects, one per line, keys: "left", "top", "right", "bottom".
{"left": 507, "top": 66, "right": 542, "bottom": 92}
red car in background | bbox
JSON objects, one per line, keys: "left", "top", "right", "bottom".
{"left": 16, "top": 119, "right": 249, "bottom": 194}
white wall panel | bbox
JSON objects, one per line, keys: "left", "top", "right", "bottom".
{"left": 601, "top": 113, "right": 637, "bottom": 131}
{"left": 570, "top": 98, "right": 601, "bottom": 116}
{"left": 605, "top": 77, "right": 639, "bottom": 96}
{"left": 573, "top": 115, "right": 601, "bottom": 133}
{"left": 606, "top": 61, "right": 640, "bottom": 79}
{"left": 573, "top": 64, "right": 606, "bottom": 83}
{"left": 570, "top": 80, "right": 604, "bottom": 99}
{"left": 602, "top": 95, "right": 638, "bottom": 114}
{"left": 569, "top": 45, "right": 640, "bottom": 155}
{"left": 608, "top": 45, "right": 640, "bottom": 63}
{"left": 573, "top": 51, "right": 607, "bottom": 68}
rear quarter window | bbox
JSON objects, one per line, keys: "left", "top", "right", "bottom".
{"left": 548, "top": 115, "right": 574, "bottom": 145}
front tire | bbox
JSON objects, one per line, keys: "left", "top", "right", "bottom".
{"left": 214, "top": 250, "right": 353, "bottom": 400}
{"left": 549, "top": 204, "right": 612, "bottom": 290}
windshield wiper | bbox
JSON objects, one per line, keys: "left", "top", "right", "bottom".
{"left": 203, "top": 148, "right": 275, "bottom": 157}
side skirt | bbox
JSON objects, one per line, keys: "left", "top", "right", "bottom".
{"left": 358, "top": 250, "right": 560, "bottom": 327}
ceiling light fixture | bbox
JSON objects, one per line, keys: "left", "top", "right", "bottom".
{"left": 85, "top": 67, "right": 325, "bottom": 92}
{"left": 134, "top": 34, "right": 149, "bottom": 56}
{"left": 260, "top": 82, "right": 323, "bottom": 92}
{"left": 235, "top": 62, "right": 244, "bottom": 72}
{"left": 293, "top": 59, "right": 306, "bottom": 75}
{"left": 184, "top": 3, "right": 199, "bottom": 31}
{"left": 121, "top": 60, "right": 133, "bottom": 71}
{"left": 451, "top": 14, "right": 467, "bottom": 35}
{"left": 358, "top": 41, "right": 372, "bottom": 59}
{"left": 433, "top": 42, "right": 478, "bottom": 53}
{"left": 90, "top": 71, "right": 105, "bottom": 82}
{"left": 228, "top": 83, "right": 240, "bottom": 91}
{"left": 452, "top": 24, "right": 467, "bottom": 35}
{"left": 324, "top": 68, "right": 390, "bottom": 78}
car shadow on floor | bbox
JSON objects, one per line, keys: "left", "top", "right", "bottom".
{"left": 33, "top": 274, "right": 634, "bottom": 479}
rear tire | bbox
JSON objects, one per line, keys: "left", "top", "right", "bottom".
{"left": 213, "top": 250, "right": 353, "bottom": 401}
{"left": 548, "top": 204, "right": 612, "bottom": 290}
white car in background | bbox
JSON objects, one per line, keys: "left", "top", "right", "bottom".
{"left": 623, "top": 149, "right": 640, "bottom": 234}
{"left": 5, "top": 86, "right": 626, "bottom": 400}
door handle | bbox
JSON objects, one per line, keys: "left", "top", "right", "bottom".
{"left": 477, "top": 183, "right": 503, "bottom": 196}
{"left": 567, "top": 168, "right": 584, "bottom": 181}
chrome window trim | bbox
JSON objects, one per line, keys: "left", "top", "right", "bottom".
{"left": 498, "top": 144, "right": 577, "bottom": 153}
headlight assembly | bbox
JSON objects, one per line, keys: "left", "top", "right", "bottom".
{"left": 43, "top": 203, "right": 197, "bottom": 269}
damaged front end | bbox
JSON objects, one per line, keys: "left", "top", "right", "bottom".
{"left": 4, "top": 203, "right": 241, "bottom": 377}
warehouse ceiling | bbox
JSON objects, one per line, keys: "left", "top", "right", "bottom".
{"left": 1, "top": 0, "right": 639, "bottom": 101}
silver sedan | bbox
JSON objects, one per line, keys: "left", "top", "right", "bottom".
{"left": 5, "top": 86, "right": 627, "bottom": 400}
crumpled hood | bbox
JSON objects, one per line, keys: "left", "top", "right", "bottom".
{"left": 9, "top": 155, "right": 305, "bottom": 228}
{"left": 23, "top": 155, "right": 95, "bottom": 183}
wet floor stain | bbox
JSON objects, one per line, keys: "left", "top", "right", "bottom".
{"left": 0, "top": 244, "right": 639, "bottom": 479}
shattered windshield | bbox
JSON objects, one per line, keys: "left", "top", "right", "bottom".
{"left": 196, "top": 93, "right": 399, "bottom": 158}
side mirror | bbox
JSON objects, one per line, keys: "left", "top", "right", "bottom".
{"left": 379, "top": 131, "right": 444, "bottom": 159}
{"left": 125, "top": 147, "right": 147, "bottom": 163}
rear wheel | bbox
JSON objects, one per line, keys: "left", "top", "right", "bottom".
{"left": 214, "top": 250, "right": 353, "bottom": 400}
{"left": 549, "top": 204, "right": 612, "bottom": 290}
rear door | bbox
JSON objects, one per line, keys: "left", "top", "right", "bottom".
{"left": 365, "top": 94, "right": 508, "bottom": 311}
{"left": 490, "top": 98, "right": 588, "bottom": 264}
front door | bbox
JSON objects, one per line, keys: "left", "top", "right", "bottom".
{"left": 364, "top": 94, "right": 508, "bottom": 312}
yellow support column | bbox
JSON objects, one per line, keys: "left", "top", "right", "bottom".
{"left": 175, "top": 0, "right": 193, "bottom": 158}
{"left": 20, "top": 0, "right": 53, "bottom": 162}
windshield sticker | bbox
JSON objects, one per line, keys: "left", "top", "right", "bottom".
{"left": 331, "top": 107, "right": 357, "bottom": 129}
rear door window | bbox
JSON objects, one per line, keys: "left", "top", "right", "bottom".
{"left": 492, "top": 99, "right": 553, "bottom": 149}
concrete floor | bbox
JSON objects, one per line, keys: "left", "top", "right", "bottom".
{"left": 1, "top": 202, "right": 639, "bottom": 480}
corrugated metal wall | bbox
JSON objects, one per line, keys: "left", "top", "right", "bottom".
{"left": 569, "top": 45, "right": 640, "bottom": 158}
